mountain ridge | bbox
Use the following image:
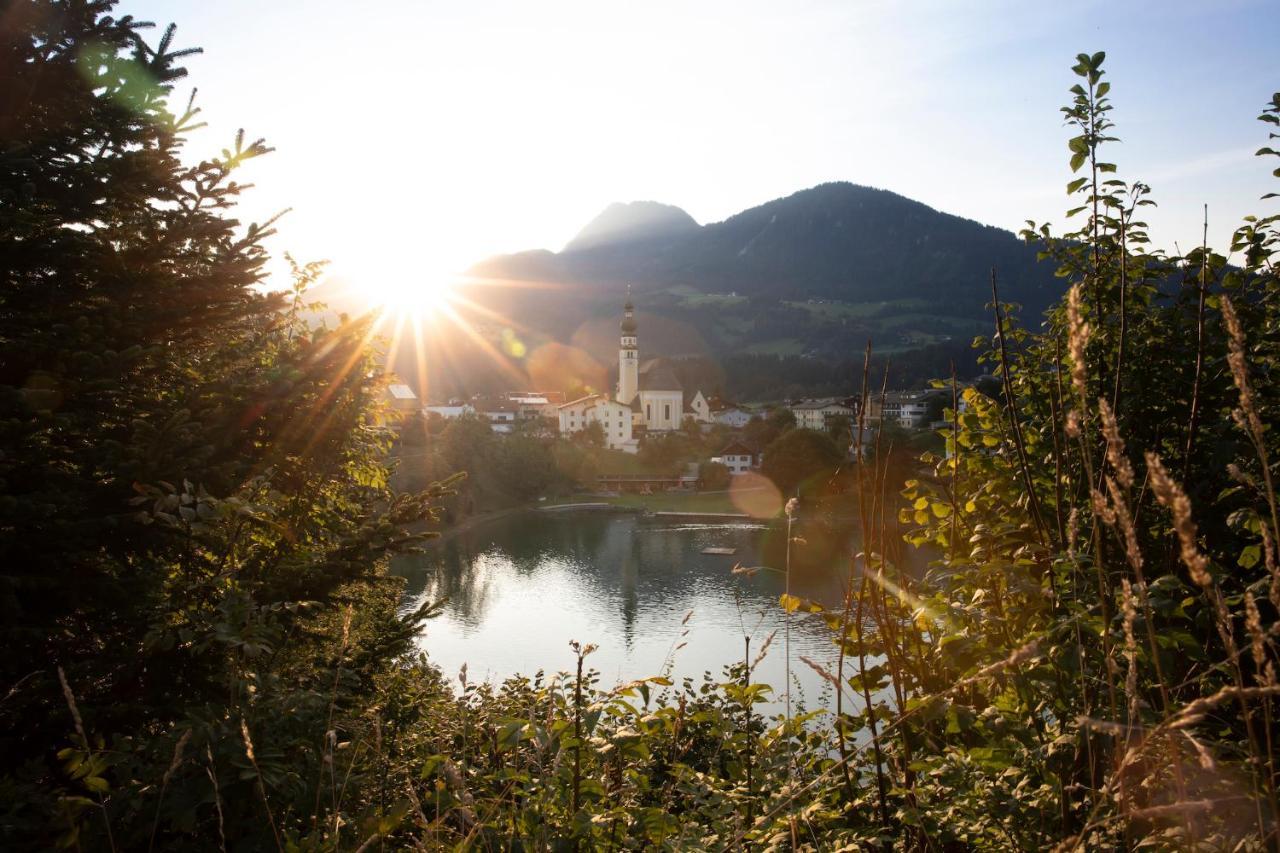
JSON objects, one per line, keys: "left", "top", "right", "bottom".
{"left": 470, "top": 181, "right": 1059, "bottom": 315}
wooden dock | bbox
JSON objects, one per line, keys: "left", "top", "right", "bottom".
{"left": 538, "top": 503, "right": 638, "bottom": 513}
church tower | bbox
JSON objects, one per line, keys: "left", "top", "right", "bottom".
{"left": 617, "top": 294, "right": 639, "bottom": 404}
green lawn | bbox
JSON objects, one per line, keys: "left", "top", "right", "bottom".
{"left": 782, "top": 297, "right": 935, "bottom": 320}
{"left": 551, "top": 491, "right": 743, "bottom": 514}
{"left": 665, "top": 284, "right": 748, "bottom": 309}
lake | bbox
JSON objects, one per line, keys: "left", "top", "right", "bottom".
{"left": 393, "top": 509, "right": 860, "bottom": 713}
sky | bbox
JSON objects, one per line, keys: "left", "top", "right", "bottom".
{"left": 118, "top": 0, "right": 1279, "bottom": 294}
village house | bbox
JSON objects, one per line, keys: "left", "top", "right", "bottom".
{"left": 710, "top": 440, "right": 757, "bottom": 475}
{"left": 384, "top": 383, "right": 419, "bottom": 412}
{"left": 882, "top": 392, "right": 934, "bottom": 429}
{"left": 474, "top": 399, "right": 519, "bottom": 434}
{"left": 557, "top": 393, "right": 636, "bottom": 451}
{"left": 789, "top": 398, "right": 854, "bottom": 432}
{"left": 711, "top": 400, "right": 754, "bottom": 429}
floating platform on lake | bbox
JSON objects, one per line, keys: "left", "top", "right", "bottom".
{"left": 538, "top": 503, "right": 639, "bottom": 513}
{"left": 701, "top": 547, "right": 738, "bottom": 555}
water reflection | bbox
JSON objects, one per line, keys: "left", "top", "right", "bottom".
{"left": 393, "top": 511, "right": 859, "bottom": 711}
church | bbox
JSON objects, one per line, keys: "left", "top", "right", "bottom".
{"left": 557, "top": 296, "right": 712, "bottom": 452}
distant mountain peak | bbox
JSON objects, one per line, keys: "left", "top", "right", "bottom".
{"left": 563, "top": 200, "right": 699, "bottom": 253}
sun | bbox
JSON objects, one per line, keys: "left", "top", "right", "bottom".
{"left": 345, "top": 254, "right": 461, "bottom": 320}
{"left": 369, "top": 274, "right": 456, "bottom": 316}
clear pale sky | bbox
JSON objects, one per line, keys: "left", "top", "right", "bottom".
{"left": 119, "top": 0, "right": 1278, "bottom": 291}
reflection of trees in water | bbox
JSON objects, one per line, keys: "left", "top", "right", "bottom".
{"left": 391, "top": 513, "right": 859, "bottom": 651}
{"left": 395, "top": 537, "right": 502, "bottom": 623}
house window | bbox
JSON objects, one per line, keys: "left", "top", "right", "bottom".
{"left": 664, "top": 404, "right": 671, "bottom": 421}
{"left": 647, "top": 404, "right": 651, "bottom": 421}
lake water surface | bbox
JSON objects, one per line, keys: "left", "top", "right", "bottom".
{"left": 393, "top": 510, "right": 855, "bottom": 711}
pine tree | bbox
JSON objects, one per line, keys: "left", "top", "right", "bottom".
{"left": 1, "top": 4, "right": 440, "bottom": 847}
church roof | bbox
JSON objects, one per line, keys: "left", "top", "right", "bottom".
{"left": 638, "top": 358, "right": 682, "bottom": 392}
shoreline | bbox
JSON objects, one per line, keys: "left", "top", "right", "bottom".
{"left": 415, "top": 505, "right": 527, "bottom": 546}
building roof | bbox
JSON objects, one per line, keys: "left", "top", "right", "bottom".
{"left": 790, "top": 397, "right": 850, "bottom": 411}
{"left": 386, "top": 383, "right": 417, "bottom": 400}
{"left": 707, "top": 396, "right": 737, "bottom": 412}
{"left": 558, "top": 393, "right": 602, "bottom": 410}
{"left": 558, "top": 393, "right": 630, "bottom": 412}
{"left": 638, "top": 358, "right": 682, "bottom": 392}
{"left": 717, "top": 441, "right": 755, "bottom": 457}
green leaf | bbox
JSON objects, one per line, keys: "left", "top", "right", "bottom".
{"left": 1239, "top": 544, "right": 1262, "bottom": 569}
{"left": 1066, "top": 177, "right": 1088, "bottom": 194}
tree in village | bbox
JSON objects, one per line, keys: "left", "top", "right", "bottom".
{"left": 761, "top": 427, "right": 845, "bottom": 496}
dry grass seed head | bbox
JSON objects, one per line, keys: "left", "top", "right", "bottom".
{"left": 57, "top": 666, "right": 88, "bottom": 746}
{"left": 1145, "top": 452, "right": 1211, "bottom": 587}
{"left": 1091, "top": 488, "right": 1116, "bottom": 527}
{"left": 1066, "top": 408, "right": 1082, "bottom": 439}
{"left": 1098, "top": 398, "right": 1134, "bottom": 488}
{"left": 1245, "top": 591, "right": 1267, "bottom": 680}
{"left": 1067, "top": 507, "right": 1080, "bottom": 562}
{"left": 240, "top": 719, "right": 256, "bottom": 761}
{"left": 1222, "top": 295, "right": 1268, "bottom": 454}
{"left": 1105, "top": 475, "right": 1144, "bottom": 574}
{"left": 1121, "top": 579, "right": 1140, "bottom": 723}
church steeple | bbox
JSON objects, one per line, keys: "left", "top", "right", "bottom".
{"left": 617, "top": 289, "right": 639, "bottom": 404}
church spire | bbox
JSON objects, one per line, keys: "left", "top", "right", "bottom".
{"left": 617, "top": 288, "right": 639, "bottom": 404}
{"left": 621, "top": 286, "right": 637, "bottom": 334}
